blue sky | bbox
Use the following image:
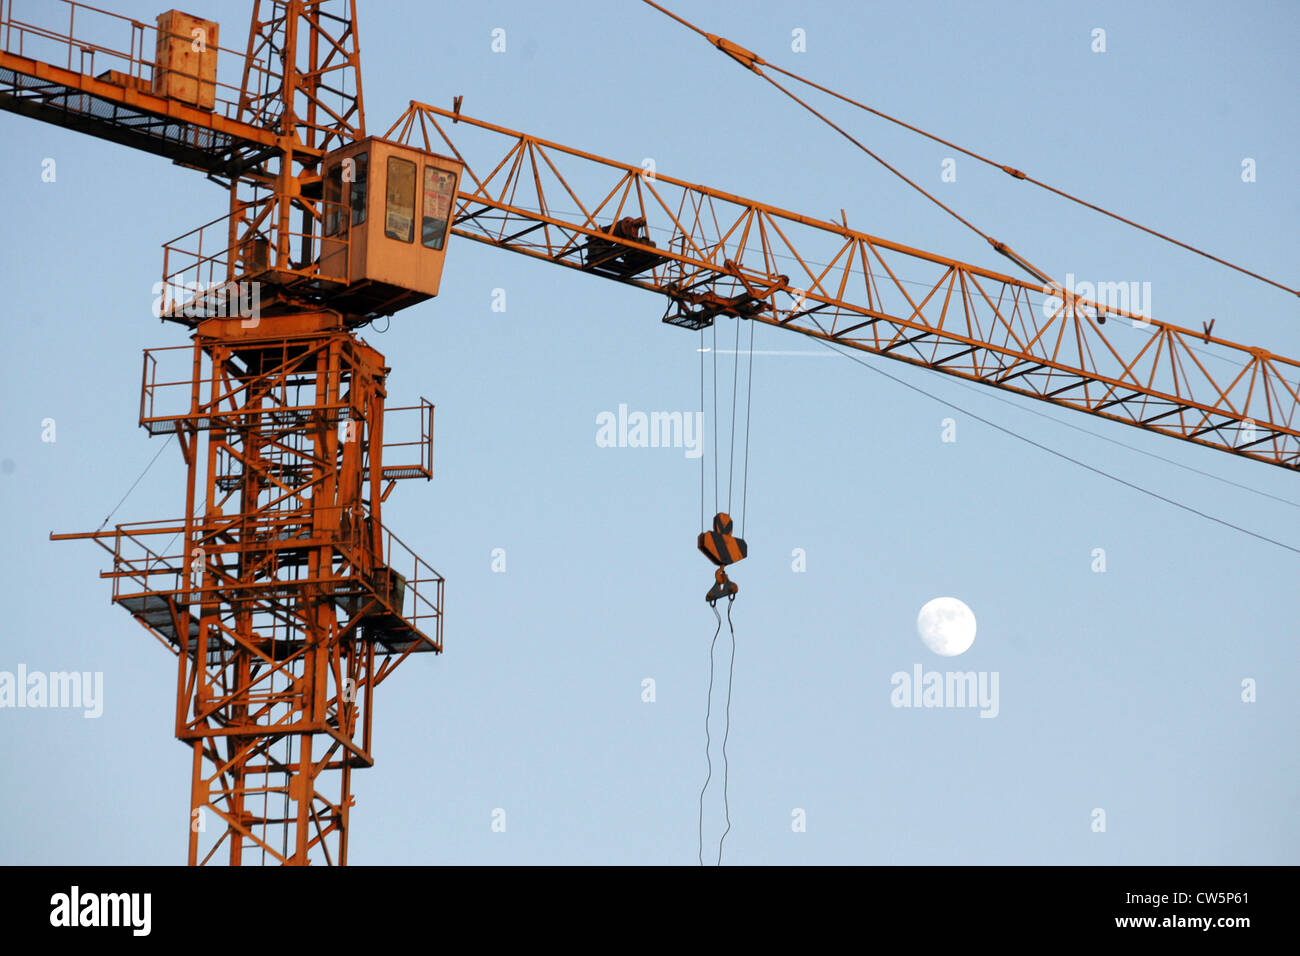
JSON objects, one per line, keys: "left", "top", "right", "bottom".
{"left": 1, "top": 0, "right": 1297, "bottom": 864}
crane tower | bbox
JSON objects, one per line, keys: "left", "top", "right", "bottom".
{"left": 9, "top": 1, "right": 455, "bottom": 865}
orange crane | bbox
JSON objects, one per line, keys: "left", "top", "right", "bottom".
{"left": 2, "top": 0, "right": 1295, "bottom": 865}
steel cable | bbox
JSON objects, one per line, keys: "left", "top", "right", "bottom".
{"left": 698, "top": 602, "right": 722, "bottom": 866}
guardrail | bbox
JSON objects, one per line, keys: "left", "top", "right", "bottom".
{"left": 0, "top": 0, "right": 257, "bottom": 120}
{"left": 159, "top": 194, "right": 351, "bottom": 320}
{"left": 76, "top": 510, "right": 444, "bottom": 654}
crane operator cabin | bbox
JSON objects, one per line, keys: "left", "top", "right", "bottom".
{"left": 155, "top": 9, "right": 463, "bottom": 321}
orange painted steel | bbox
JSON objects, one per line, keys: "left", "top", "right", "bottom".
{"left": 0, "top": 0, "right": 284, "bottom": 172}
{"left": 5, "top": 0, "right": 1300, "bottom": 867}
{"left": 387, "top": 102, "right": 1300, "bottom": 472}
{"left": 13, "top": 1, "right": 444, "bottom": 866}
{"left": 54, "top": 318, "right": 444, "bottom": 866}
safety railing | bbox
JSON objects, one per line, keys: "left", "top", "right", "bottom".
{"left": 103, "top": 519, "right": 188, "bottom": 602}
{"left": 59, "top": 505, "right": 444, "bottom": 655}
{"left": 0, "top": 0, "right": 256, "bottom": 119}
{"left": 139, "top": 343, "right": 366, "bottom": 437}
{"left": 159, "top": 194, "right": 351, "bottom": 321}
{"left": 371, "top": 400, "right": 435, "bottom": 482}
{"left": 373, "top": 521, "right": 445, "bottom": 650}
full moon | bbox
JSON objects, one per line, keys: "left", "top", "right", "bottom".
{"left": 916, "top": 597, "right": 977, "bottom": 656}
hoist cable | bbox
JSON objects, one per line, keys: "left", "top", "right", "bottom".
{"left": 638, "top": 0, "right": 1299, "bottom": 299}
{"left": 717, "top": 598, "right": 737, "bottom": 866}
{"left": 698, "top": 602, "right": 722, "bottom": 866}
{"left": 699, "top": 326, "right": 706, "bottom": 532}
{"left": 740, "top": 318, "right": 756, "bottom": 537}
{"left": 727, "top": 317, "right": 742, "bottom": 513}
{"left": 712, "top": 321, "right": 719, "bottom": 514}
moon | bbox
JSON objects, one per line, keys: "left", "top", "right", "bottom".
{"left": 916, "top": 597, "right": 976, "bottom": 656}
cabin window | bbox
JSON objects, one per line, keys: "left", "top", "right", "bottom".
{"left": 349, "top": 152, "right": 368, "bottom": 226}
{"left": 421, "top": 166, "right": 456, "bottom": 251}
{"left": 323, "top": 162, "right": 343, "bottom": 236}
{"left": 384, "top": 156, "right": 415, "bottom": 242}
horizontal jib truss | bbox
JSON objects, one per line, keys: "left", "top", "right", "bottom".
{"left": 388, "top": 103, "right": 1300, "bottom": 471}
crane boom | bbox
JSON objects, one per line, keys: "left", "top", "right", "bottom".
{"left": 3, "top": 9, "right": 1294, "bottom": 470}
{"left": 388, "top": 102, "right": 1300, "bottom": 472}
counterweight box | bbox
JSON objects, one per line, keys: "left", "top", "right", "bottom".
{"left": 152, "top": 10, "right": 219, "bottom": 110}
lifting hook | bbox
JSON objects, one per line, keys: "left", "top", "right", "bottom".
{"left": 698, "top": 511, "right": 747, "bottom": 605}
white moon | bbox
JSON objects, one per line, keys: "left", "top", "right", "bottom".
{"left": 916, "top": 597, "right": 976, "bottom": 656}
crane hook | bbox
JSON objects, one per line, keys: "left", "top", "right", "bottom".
{"left": 698, "top": 511, "right": 747, "bottom": 605}
{"left": 705, "top": 567, "right": 738, "bottom": 605}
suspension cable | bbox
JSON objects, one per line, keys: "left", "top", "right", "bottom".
{"left": 97, "top": 434, "right": 173, "bottom": 531}
{"left": 822, "top": 340, "right": 1300, "bottom": 556}
{"left": 638, "top": 0, "right": 1299, "bottom": 298}
{"left": 944, "top": 374, "right": 1300, "bottom": 511}
{"left": 759, "top": 59, "right": 1300, "bottom": 299}
{"left": 637, "top": 0, "right": 1035, "bottom": 275}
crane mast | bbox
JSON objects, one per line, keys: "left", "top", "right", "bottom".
{"left": 5, "top": 0, "right": 450, "bottom": 865}
{"left": 1, "top": 0, "right": 1296, "bottom": 865}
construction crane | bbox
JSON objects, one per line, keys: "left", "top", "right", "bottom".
{"left": 1, "top": 0, "right": 1295, "bottom": 866}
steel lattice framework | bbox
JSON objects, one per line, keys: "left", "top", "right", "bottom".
{"left": 7, "top": 0, "right": 443, "bottom": 865}
{"left": 62, "top": 326, "right": 441, "bottom": 864}
{"left": 2, "top": 0, "right": 1297, "bottom": 866}
{"left": 388, "top": 103, "right": 1300, "bottom": 471}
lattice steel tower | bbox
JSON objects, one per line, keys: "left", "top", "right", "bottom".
{"left": 42, "top": 0, "right": 458, "bottom": 865}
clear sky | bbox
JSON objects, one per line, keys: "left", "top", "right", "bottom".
{"left": 1, "top": 0, "right": 1297, "bottom": 865}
